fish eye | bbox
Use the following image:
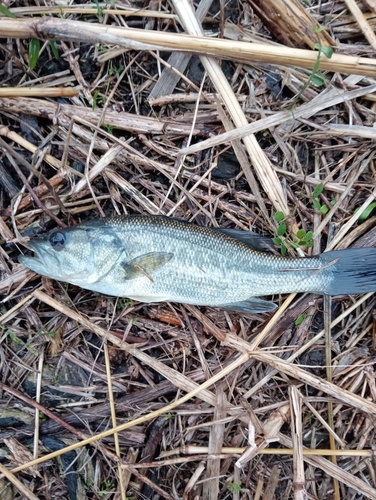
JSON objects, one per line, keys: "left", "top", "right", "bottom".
{"left": 49, "top": 231, "right": 66, "bottom": 251}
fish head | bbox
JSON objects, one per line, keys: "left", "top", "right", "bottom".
{"left": 19, "top": 225, "right": 122, "bottom": 286}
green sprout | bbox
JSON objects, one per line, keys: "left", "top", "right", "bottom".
{"left": 0, "top": 4, "right": 15, "bottom": 18}
{"left": 93, "top": 0, "right": 104, "bottom": 22}
{"left": 226, "top": 481, "right": 242, "bottom": 494}
{"left": 92, "top": 90, "right": 104, "bottom": 110}
{"left": 109, "top": 63, "right": 124, "bottom": 80}
{"left": 292, "top": 28, "right": 333, "bottom": 106}
{"left": 312, "top": 184, "right": 330, "bottom": 214}
{"left": 273, "top": 212, "right": 313, "bottom": 255}
{"left": 98, "top": 479, "right": 115, "bottom": 497}
{"left": 29, "top": 38, "right": 41, "bottom": 70}
{"left": 104, "top": 123, "right": 116, "bottom": 135}
{"left": 295, "top": 313, "right": 308, "bottom": 326}
{"left": 356, "top": 202, "right": 376, "bottom": 221}
{"left": 49, "top": 41, "right": 59, "bottom": 60}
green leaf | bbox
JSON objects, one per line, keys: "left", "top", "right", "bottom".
{"left": 277, "top": 222, "right": 286, "bottom": 236}
{"left": 295, "top": 313, "right": 308, "bottom": 326}
{"left": 312, "top": 184, "right": 324, "bottom": 198}
{"left": 312, "top": 199, "right": 321, "bottom": 210}
{"left": 0, "top": 4, "right": 15, "bottom": 17}
{"left": 320, "top": 205, "right": 329, "bottom": 214}
{"left": 306, "top": 242, "right": 313, "bottom": 248}
{"left": 311, "top": 72, "right": 326, "bottom": 86}
{"left": 274, "top": 211, "right": 284, "bottom": 223}
{"left": 29, "top": 38, "right": 40, "bottom": 70}
{"left": 296, "top": 229, "right": 306, "bottom": 239}
{"left": 314, "top": 42, "right": 321, "bottom": 50}
{"left": 273, "top": 237, "right": 282, "bottom": 245}
{"left": 281, "top": 244, "right": 287, "bottom": 256}
{"left": 305, "top": 231, "right": 313, "bottom": 240}
{"left": 358, "top": 202, "right": 376, "bottom": 221}
{"left": 321, "top": 46, "right": 333, "bottom": 59}
{"left": 313, "top": 25, "right": 325, "bottom": 34}
{"left": 298, "top": 240, "right": 307, "bottom": 246}
{"left": 49, "top": 40, "right": 59, "bottom": 59}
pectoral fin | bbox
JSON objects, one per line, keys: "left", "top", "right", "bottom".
{"left": 220, "top": 297, "right": 277, "bottom": 313}
{"left": 122, "top": 252, "right": 173, "bottom": 281}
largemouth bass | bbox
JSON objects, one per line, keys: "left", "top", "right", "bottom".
{"left": 19, "top": 215, "right": 376, "bottom": 313}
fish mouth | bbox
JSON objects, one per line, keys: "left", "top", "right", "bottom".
{"left": 18, "top": 239, "right": 59, "bottom": 277}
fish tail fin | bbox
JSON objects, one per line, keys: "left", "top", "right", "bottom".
{"left": 320, "top": 247, "right": 376, "bottom": 296}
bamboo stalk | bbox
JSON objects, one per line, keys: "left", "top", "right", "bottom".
{"left": 1, "top": 18, "right": 376, "bottom": 77}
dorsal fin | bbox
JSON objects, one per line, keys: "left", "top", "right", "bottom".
{"left": 215, "top": 228, "right": 274, "bottom": 253}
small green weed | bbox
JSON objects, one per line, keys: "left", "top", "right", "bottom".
{"left": 0, "top": 4, "right": 15, "bottom": 18}
{"left": 356, "top": 202, "right": 376, "bottom": 221}
{"left": 49, "top": 41, "right": 59, "bottom": 60}
{"left": 311, "top": 184, "right": 333, "bottom": 214}
{"left": 29, "top": 38, "right": 41, "bottom": 70}
{"left": 117, "top": 298, "right": 133, "bottom": 309}
{"left": 295, "top": 313, "right": 308, "bottom": 326}
{"left": 273, "top": 212, "right": 313, "bottom": 254}
{"left": 104, "top": 124, "right": 116, "bottom": 135}
{"left": 92, "top": 90, "right": 104, "bottom": 110}
{"left": 292, "top": 28, "right": 333, "bottom": 106}
{"left": 93, "top": 0, "right": 104, "bottom": 22}
{"left": 226, "top": 481, "right": 242, "bottom": 494}
{"left": 109, "top": 63, "right": 124, "bottom": 80}
{"left": 98, "top": 479, "right": 115, "bottom": 497}
{"left": 6, "top": 329, "right": 25, "bottom": 345}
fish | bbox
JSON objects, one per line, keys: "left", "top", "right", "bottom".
{"left": 19, "top": 215, "right": 376, "bottom": 313}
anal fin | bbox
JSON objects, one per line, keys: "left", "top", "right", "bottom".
{"left": 219, "top": 297, "right": 277, "bottom": 313}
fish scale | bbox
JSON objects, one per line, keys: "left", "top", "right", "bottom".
{"left": 19, "top": 215, "right": 376, "bottom": 313}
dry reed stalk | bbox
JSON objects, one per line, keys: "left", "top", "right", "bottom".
{"left": 344, "top": 0, "right": 376, "bottom": 49}
{"left": 0, "top": 463, "right": 39, "bottom": 500}
{"left": 163, "top": 446, "right": 376, "bottom": 457}
{"left": 172, "top": 0, "right": 289, "bottom": 215}
{"left": 241, "top": 347, "right": 376, "bottom": 415}
{"left": 0, "top": 126, "right": 61, "bottom": 170}
{"left": 183, "top": 461, "right": 206, "bottom": 499}
{"left": 243, "top": 293, "right": 374, "bottom": 398}
{"left": 33, "top": 352, "right": 44, "bottom": 462}
{"left": 9, "top": 6, "right": 176, "bottom": 18}
{"left": 0, "top": 87, "right": 80, "bottom": 97}
{"left": 179, "top": 83, "right": 376, "bottom": 155}
{"left": 277, "top": 434, "right": 376, "bottom": 500}
{"left": 249, "top": 0, "right": 334, "bottom": 48}
{"left": 70, "top": 145, "right": 124, "bottom": 195}
{"left": 103, "top": 343, "right": 127, "bottom": 500}
{"left": 3, "top": 290, "right": 250, "bottom": 475}
{"left": 326, "top": 186, "right": 376, "bottom": 250}
{"left": 202, "top": 387, "right": 226, "bottom": 499}
{"left": 289, "top": 387, "right": 306, "bottom": 500}
{"left": 324, "top": 295, "right": 340, "bottom": 500}
{"left": 1, "top": 18, "right": 376, "bottom": 76}
{"left": 0, "top": 97, "right": 204, "bottom": 136}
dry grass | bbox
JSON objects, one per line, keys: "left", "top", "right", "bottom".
{"left": 1, "top": 0, "right": 376, "bottom": 499}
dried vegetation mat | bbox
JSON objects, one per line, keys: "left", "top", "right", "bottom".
{"left": 0, "top": 0, "right": 376, "bottom": 498}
